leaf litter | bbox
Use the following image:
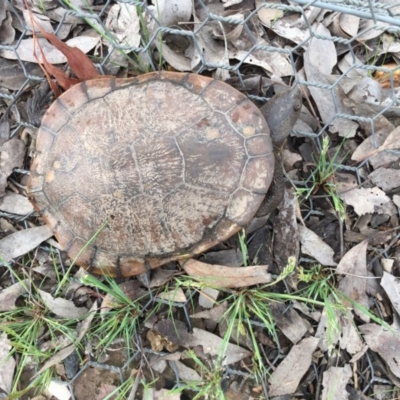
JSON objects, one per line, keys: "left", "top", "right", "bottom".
{"left": 1, "top": 0, "right": 400, "bottom": 398}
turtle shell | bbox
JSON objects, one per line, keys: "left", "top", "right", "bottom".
{"left": 28, "top": 72, "right": 274, "bottom": 277}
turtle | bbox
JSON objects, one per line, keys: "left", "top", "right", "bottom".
{"left": 27, "top": 71, "right": 301, "bottom": 277}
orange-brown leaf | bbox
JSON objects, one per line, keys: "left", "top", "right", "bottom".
{"left": 38, "top": 29, "right": 100, "bottom": 81}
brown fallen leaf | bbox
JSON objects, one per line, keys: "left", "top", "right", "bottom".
{"left": 0, "top": 193, "right": 34, "bottom": 215}
{"left": 34, "top": 301, "right": 98, "bottom": 378}
{"left": 321, "top": 365, "right": 352, "bottom": 400}
{"left": 337, "top": 240, "right": 369, "bottom": 322}
{"left": 0, "top": 332, "right": 15, "bottom": 394}
{"left": 339, "top": 186, "right": 397, "bottom": 217}
{"left": 154, "top": 319, "right": 251, "bottom": 365}
{"left": 0, "top": 280, "right": 30, "bottom": 312}
{"left": 369, "top": 167, "right": 400, "bottom": 191}
{"left": 360, "top": 323, "right": 400, "bottom": 379}
{"left": 269, "top": 337, "right": 320, "bottom": 396}
{"left": 298, "top": 225, "right": 337, "bottom": 266}
{"left": 180, "top": 259, "right": 271, "bottom": 288}
{"left": 269, "top": 301, "right": 310, "bottom": 344}
{"left": 380, "top": 272, "right": 400, "bottom": 317}
{"left": 0, "top": 225, "right": 53, "bottom": 263}
{"left": 0, "top": 137, "right": 25, "bottom": 196}
{"left": 38, "top": 290, "right": 88, "bottom": 319}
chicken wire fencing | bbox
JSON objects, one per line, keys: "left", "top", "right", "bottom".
{"left": 1, "top": 0, "right": 400, "bottom": 398}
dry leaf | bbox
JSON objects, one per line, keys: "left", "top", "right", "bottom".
{"left": 105, "top": 2, "right": 140, "bottom": 48}
{"left": 352, "top": 126, "right": 400, "bottom": 168}
{"left": 0, "top": 137, "right": 25, "bottom": 195}
{"left": 0, "top": 280, "right": 30, "bottom": 311}
{"left": 0, "top": 332, "right": 15, "bottom": 394}
{"left": 191, "top": 301, "right": 228, "bottom": 322}
{"left": 304, "top": 24, "right": 358, "bottom": 137}
{"left": 181, "top": 259, "right": 271, "bottom": 287}
{"left": 34, "top": 301, "right": 97, "bottom": 377}
{"left": 0, "top": 36, "right": 99, "bottom": 64}
{"left": 147, "top": 388, "right": 181, "bottom": 400}
{"left": 172, "top": 360, "right": 201, "bottom": 382}
{"left": 38, "top": 290, "right": 88, "bottom": 319}
{"left": 298, "top": 225, "right": 337, "bottom": 266}
{"left": 0, "top": 193, "right": 34, "bottom": 215}
{"left": 274, "top": 188, "right": 299, "bottom": 288}
{"left": 200, "top": 249, "right": 243, "bottom": 267}
{"left": 321, "top": 365, "right": 352, "bottom": 400}
{"left": 360, "top": 324, "right": 400, "bottom": 379}
{"left": 154, "top": 319, "right": 251, "bottom": 365}
{"left": 269, "top": 337, "right": 319, "bottom": 396}
{"left": 380, "top": 273, "right": 400, "bottom": 317}
{"left": 157, "top": 288, "right": 187, "bottom": 303}
{"left": 269, "top": 302, "right": 310, "bottom": 344}
{"left": 369, "top": 167, "right": 400, "bottom": 191}
{"left": 149, "top": 0, "right": 192, "bottom": 27}
{"left": 337, "top": 240, "right": 369, "bottom": 321}
{"left": 198, "top": 288, "right": 219, "bottom": 308}
{"left": 338, "top": 187, "right": 396, "bottom": 216}
{"left": 0, "top": 225, "right": 53, "bottom": 262}
{"left": 47, "top": 380, "right": 72, "bottom": 400}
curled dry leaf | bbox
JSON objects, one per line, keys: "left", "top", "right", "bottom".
{"left": 360, "top": 323, "right": 400, "bottom": 379}
{"left": 0, "top": 333, "right": 15, "bottom": 394}
{"left": 269, "top": 337, "right": 319, "bottom": 396}
{"left": 154, "top": 319, "right": 251, "bottom": 365}
{"left": 180, "top": 259, "right": 271, "bottom": 288}
{"left": 298, "top": 225, "right": 337, "bottom": 266}
{"left": 38, "top": 289, "right": 88, "bottom": 319}
{"left": 0, "top": 280, "right": 30, "bottom": 312}
{"left": 321, "top": 365, "right": 352, "bottom": 400}
{"left": 0, "top": 225, "right": 53, "bottom": 262}
{"left": 0, "top": 10, "right": 15, "bottom": 45}
{"left": 337, "top": 240, "right": 369, "bottom": 322}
